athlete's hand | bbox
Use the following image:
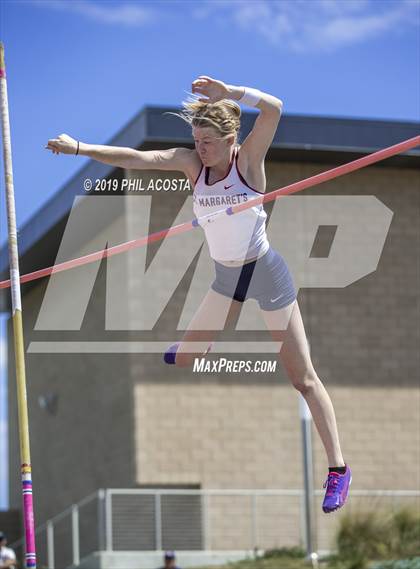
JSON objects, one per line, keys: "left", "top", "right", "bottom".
{"left": 191, "top": 76, "right": 230, "bottom": 103}
{"left": 46, "top": 133, "right": 78, "bottom": 155}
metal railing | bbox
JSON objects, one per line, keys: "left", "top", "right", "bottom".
{"left": 10, "top": 488, "right": 420, "bottom": 569}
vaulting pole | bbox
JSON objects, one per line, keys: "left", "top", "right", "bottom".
{"left": 0, "top": 42, "right": 37, "bottom": 568}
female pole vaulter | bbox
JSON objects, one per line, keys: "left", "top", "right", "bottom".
{"left": 46, "top": 76, "right": 351, "bottom": 513}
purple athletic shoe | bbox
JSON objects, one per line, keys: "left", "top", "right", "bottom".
{"left": 322, "top": 464, "right": 352, "bottom": 513}
{"left": 164, "top": 341, "right": 214, "bottom": 365}
{"left": 164, "top": 342, "right": 180, "bottom": 365}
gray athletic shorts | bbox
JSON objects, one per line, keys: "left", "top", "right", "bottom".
{"left": 211, "top": 247, "right": 297, "bottom": 311}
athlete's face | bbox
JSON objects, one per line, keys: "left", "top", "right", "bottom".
{"left": 192, "top": 126, "right": 234, "bottom": 167}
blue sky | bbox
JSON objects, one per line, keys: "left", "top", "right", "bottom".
{"left": 0, "top": 0, "right": 419, "bottom": 509}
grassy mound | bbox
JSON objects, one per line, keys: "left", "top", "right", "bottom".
{"left": 194, "top": 506, "right": 420, "bottom": 569}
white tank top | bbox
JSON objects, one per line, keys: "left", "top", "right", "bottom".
{"left": 192, "top": 147, "right": 270, "bottom": 262}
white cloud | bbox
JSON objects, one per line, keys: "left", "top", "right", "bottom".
{"left": 317, "top": 0, "right": 371, "bottom": 16}
{"left": 195, "top": 0, "right": 420, "bottom": 54}
{"left": 32, "top": 0, "right": 154, "bottom": 27}
{"left": 32, "top": 0, "right": 419, "bottom": 46}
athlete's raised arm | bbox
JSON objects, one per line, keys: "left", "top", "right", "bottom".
{"left": 192, "top": 75, "right": 283, "bottom": 165}
{"left": 45, "top": 133, "right": 195, "bottom": 174}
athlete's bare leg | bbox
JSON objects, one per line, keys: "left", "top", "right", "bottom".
{"left": 262, "top": 300, "right": 345, "bottom": 467}
{"left": 175, "top": 288, "right": 242, "bottom": 367}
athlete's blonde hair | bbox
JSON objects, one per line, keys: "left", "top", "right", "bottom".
{"left": 174, "top": 95, "right": 241, "bottom": 139}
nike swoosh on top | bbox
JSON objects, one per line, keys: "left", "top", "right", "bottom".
{"left": 224, "top": 184, "right": 234, "bottom": 190}
{"left": 270, "top": 294, "right": 284, "bottom": 302}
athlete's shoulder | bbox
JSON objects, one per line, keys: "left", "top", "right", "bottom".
{"left": 164, "top": 147, "right": 201, "bottom": 183}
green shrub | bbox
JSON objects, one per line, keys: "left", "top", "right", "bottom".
{"left": 389, "top": 508, "right": 420, "bottom": 557}
{"left": 263, "top": 546, "right": 306, "bottom": 559}
{"left": 324, "top": 551, "right": 371, "bottom": 569}
{"left": 371, "top": 557, "right": 420, "bottom": 569}
{"left": 329, "top": 506, "right": 420, "bottom": 568}
{"left": 335, "top": 510, "right": 394, "bottom": 561}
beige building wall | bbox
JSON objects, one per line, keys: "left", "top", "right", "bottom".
{"left": 7, "top": 159, "right": 419, "bottom": 552}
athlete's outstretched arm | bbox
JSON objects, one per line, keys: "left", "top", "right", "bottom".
{"left": 46, "top": 133, "right": 194, "bottom": 172}
{"left": 192, "top": 75, "right": 282, "bottom": 163}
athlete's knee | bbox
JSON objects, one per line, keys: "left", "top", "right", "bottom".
{"left": 289, "top": 368, "right": 319, "bottom": 394}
